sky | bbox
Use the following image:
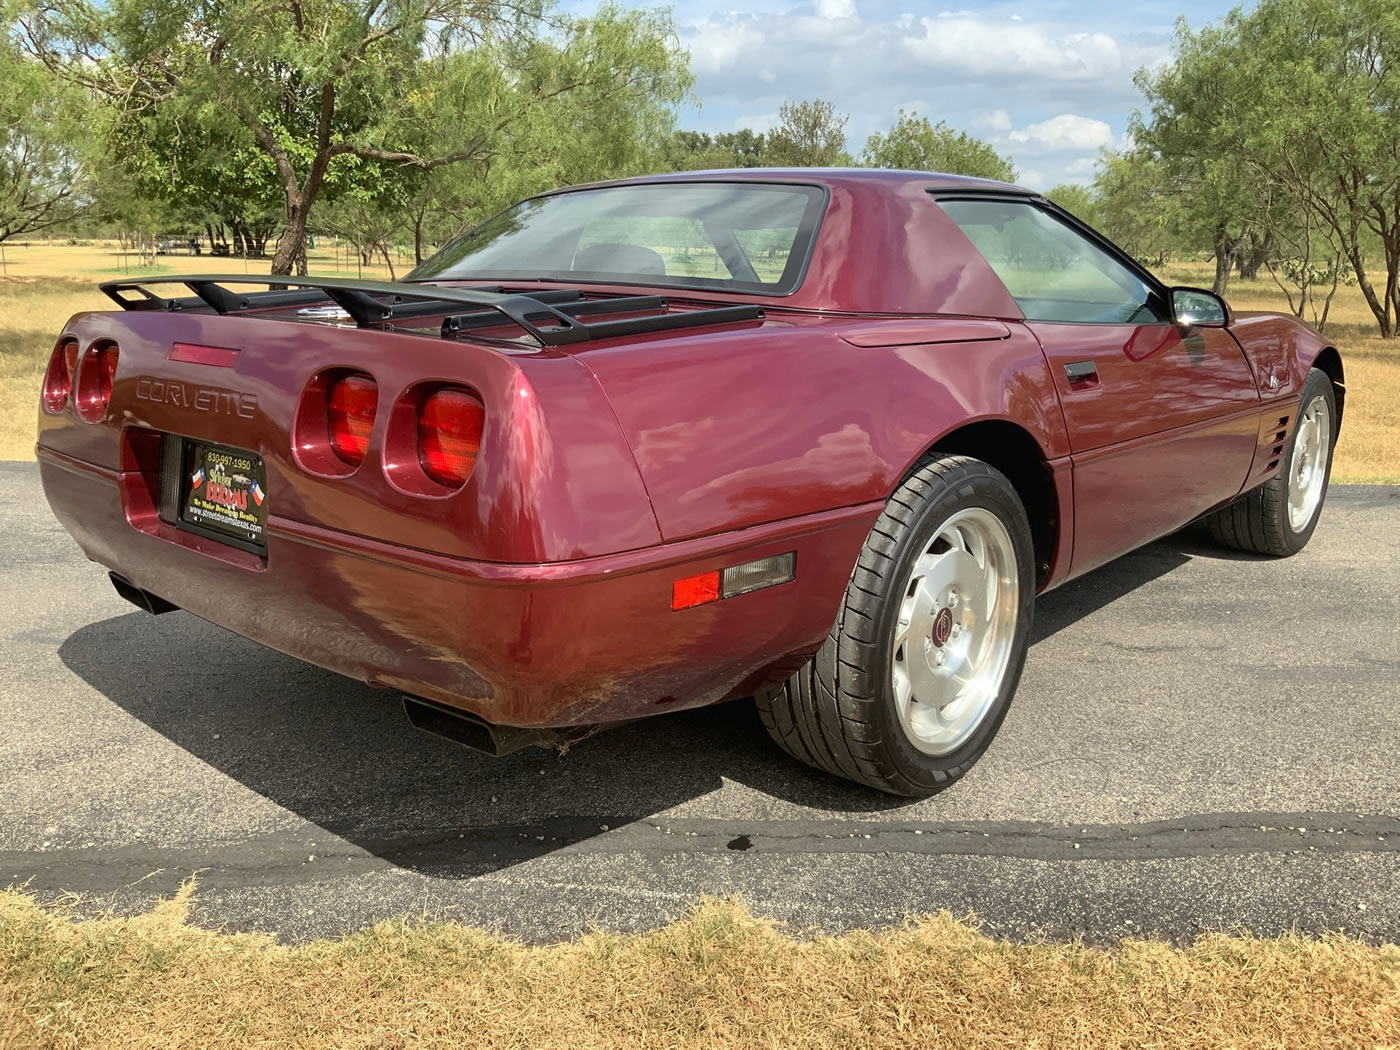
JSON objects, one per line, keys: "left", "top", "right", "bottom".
{"left": 571, "top": 0, "right": 1242, "bottom": 188}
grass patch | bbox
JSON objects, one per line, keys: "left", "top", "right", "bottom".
{"left": 1, "top": 885, "right": 1396, "bottom": 1049}
{"left": 1, "top": 243, "right": 1398, "bottom": 477}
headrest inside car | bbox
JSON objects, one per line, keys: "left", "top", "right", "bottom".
{"left": 571, "top": 243, "right": 667, "bottom": 276}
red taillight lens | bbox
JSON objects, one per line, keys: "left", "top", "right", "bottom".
{"left": 41, "top": 340, "right": 78, "bottom": 414}
{"left": 74, "top": 343, "right": 120, "bottom": 422}
{"left": 418, "top": 388, "right": 484, "bottom": 487}
{"left": 326, "top": 373, "right": 378, "bottom": 466}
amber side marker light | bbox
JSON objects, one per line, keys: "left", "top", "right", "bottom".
{"left": 671, "top": 553, "right": 796, "bottom": 611}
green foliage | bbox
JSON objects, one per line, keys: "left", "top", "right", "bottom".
{"left": 1124, "top": 0, "right": 1400, "bottom": 331}
{"left": 1042, "top": 184, "right": 1099, "bottom": 227}
{"left": 1091, "top": 150, "right": 1183, "bottom": 268}
{"left": 0, "top": 29, "right": 90, "bottom": 242}
{"left": 664, "top": 129, "right": 768, "bottom": 172}
{"left": 861, "top": 111, "right": 1015, "bottom": 182}
{"left": 23, "top": 0, "right": 691, "bottom": 272}
{"left": 766, "top": 99, "right": 850, "bottom": 167}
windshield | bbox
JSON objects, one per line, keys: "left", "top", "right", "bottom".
{"left": 408, "top": 182, "right": 827, "bottom": 295}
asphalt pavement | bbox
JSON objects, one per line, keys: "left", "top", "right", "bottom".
{"left": 3, "top": 460, "right": 1398, "bottom": 944}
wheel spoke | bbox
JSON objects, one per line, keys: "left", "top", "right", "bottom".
{"left": 887, "top": 505, "right": 1021, "bottom": 758}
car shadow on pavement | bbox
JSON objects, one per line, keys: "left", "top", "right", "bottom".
{"left": 59, "top": 534, "right": 1201, "bottom": 880}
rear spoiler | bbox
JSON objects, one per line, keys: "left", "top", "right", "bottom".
{"left": 97, "top": 274, "right": 764, "bottom": 349}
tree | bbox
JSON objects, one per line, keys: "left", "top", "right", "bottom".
{"left": 664, "top": 128, "right": 768, "bottom": 171}
{"left": 1092, "top": 149, "right": 1182, "bottom": 268}
{"left": 23, "top": 0, "right": 691, "bottom": 274}
{"left": 862, "top": 111, "right": 1015, "bottom": 182}
{"left": 1043, "top": 184, "right": 1100, "bottom": 227}
{"left": 0, "top": 35, "right": 87, "bottom": 243}
{"left": 766, "top": 99, "right": 850, "bottom": 167}
{"left": 101, "top": 97, "right": 285, "bottom": 255}
{"left": 1135, "top": 1, "right": 1400, "bottom": 331}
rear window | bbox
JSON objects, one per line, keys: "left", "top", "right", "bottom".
{"left": 408, "top": 183, "right": 827, "bottom": 295}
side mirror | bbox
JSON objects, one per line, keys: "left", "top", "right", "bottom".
{"left": 1171, "top": 287, "right": 1231, "bottom": 328}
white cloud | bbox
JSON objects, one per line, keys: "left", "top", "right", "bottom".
{"left": 814, "top": 0, "right": 857, "bottom": 19}
{"left": 671, "top": 2, "right": 1172, "bottom": 185}
{"left": 976, "top": 110, "right": 1013, "bottom": 134}
{"left": 735, "top": 111, "right": 780, "bottom": 133}
{"left": 1008, "top": 114, "right": 1114, "bottom": 151}
{"left": 684, "top": 17, "right": 767, "bottom": 76}
{"left": 904, "top": 15, "right": 1123, "bottom": 80}
{"left": 1019, "top": 169, "right": 1045, "bottom": 189}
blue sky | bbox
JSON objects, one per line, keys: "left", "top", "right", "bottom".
{"left": 572, "top": 0, "right": 1241, "bottom": 187}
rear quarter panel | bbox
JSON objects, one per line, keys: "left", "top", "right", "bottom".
{"left": 580, "top": 319, "right": 1070, "bottom": 542}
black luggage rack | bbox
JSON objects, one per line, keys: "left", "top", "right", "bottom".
{"left": 97, "top": 274, "right": 765, "bottom": 349}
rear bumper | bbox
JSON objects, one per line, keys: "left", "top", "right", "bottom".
{"left": 39, "top": 448, "right": 878, "bottom": 727}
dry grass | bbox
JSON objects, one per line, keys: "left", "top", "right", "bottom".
{"left": 0, "top": 240, "right": 395, "bottom": 458}
{"left": 1, "top": 884, "right": 1396, "bottom": 1050}
{"left": 1, "top": 244, "right": 1398, "bottom": 477}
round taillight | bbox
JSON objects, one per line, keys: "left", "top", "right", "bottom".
{"left": 74, "top": 343, "right": 119, "bottom": 422}
{"left": 41, "top": 340, "right": 78, "bottom": 414}
{"left": 326, "top": 373, "right": 378, "bottom": 466}
{"left": 418, "top": 388, "right": 484, "bottom": 488}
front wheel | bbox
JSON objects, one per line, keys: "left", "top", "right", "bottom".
{"left": 1205, "top": 367, "right": 1338, "bottom": 557}
{"left": 756, "top": 454, "right": 1035, "bottom": 796}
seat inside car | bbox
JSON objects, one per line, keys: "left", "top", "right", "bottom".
{"left": 571, "top": 243, "right": 667, "bottom": 276}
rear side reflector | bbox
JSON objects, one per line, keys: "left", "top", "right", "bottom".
{"left": 326, "top": 373, "right": 378, "bottom": 466}
{"left": 672, "top": 571, "right": 721, "bottom": 610}
{"left": 169, "top": 342, "right": 240, "bottom": 367}
{"left": 672, "top": 553, "right": 796, "bottom": 611}
{"left": 418, "top": 388, "right": 485, "bottom": 488}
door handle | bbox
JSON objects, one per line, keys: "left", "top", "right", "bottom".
{"left": 1064, "top": 361, "right": 1098, "bottom": 384}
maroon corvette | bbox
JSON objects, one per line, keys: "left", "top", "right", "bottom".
{"left": 36, "top": 170, "right": 1344, "bottom": 795}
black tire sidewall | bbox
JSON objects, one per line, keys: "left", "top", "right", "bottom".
{"left": 866, "top": 465, "right": 1036, "bottom": 791}
{"left": 1279, "top": 369, "right": 1338, "bottom": 552}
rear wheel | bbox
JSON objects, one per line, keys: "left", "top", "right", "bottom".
{"left": 1205, "top": 367, "right": 1337, "bottom": 557}
{"left": 756, "top": 454, "right": 1035, "bottom": 796}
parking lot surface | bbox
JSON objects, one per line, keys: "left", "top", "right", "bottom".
{"left": 3, "top": 461, "right": 1397, "bottom": 943}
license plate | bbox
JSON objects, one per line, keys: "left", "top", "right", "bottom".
{"left": 180, "top": 441, "right": 268, "bottom": 549}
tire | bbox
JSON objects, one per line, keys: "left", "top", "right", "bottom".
{"left": 1205, "top": 367, "right": 1338, "bottom": 557}
{"left": 756, "top": 454, "right": 1036, "bottom": 796}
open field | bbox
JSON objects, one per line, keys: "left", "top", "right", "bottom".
{"left": 0, "top": 241, "right": 398, "bottom": 461}
{"left": 2, "top": 886, "right": 1396, "bottom": 1050}
{"left": 1, "top": 242, "right": 1398, "bottom": 476}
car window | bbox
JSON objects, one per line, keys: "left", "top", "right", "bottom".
{"left": 410, "top": 183, "right": 826, "bottom": 295}
{"left": 939, "top": 199, "right": 1165, "bottom": 324}
{"left": 577, "top": 217, "right": 735, "bottom": 281}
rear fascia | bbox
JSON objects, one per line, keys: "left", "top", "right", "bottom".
{"left": 39, "top": 445, "right": 878, "bottom": 728}
{"left": 38, "top": 309, "right": 661, "bottom": 563}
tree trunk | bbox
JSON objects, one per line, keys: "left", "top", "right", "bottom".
{"left": 379, "top": 243, "right": 397, "bottom": 281}
{"left": 1238, "top": 230, "right": 1272, "bottom": 281}
{"left": 1346, "top": 238, "right": 1394, "bottom": 338}
{"left": 414, "top": 213, "right": 425, "bottom": 266}
{"left": 1212, "top": 247, "right": 1233, "bottom": 296}
{"left": 270, "top": 194, "right": 312, "bottom": 276}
